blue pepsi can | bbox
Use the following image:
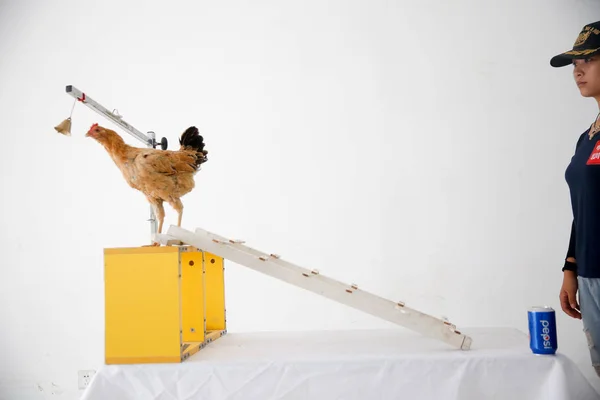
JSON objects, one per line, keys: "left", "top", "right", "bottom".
{"left": 528, "top": 306, "right": 557, "bottom": 355}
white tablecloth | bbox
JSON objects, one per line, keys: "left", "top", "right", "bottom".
{"left": 82, "top": 328, "right": 599, "bottom": 400}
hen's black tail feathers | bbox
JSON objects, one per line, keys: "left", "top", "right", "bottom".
{"left": 179, "top": 126, "right": 208, "bottom": 167}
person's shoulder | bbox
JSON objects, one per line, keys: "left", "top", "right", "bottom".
{"left": 576, "top": 129, "right": 590, "bottom": 149}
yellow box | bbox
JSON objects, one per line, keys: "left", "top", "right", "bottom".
{"left": 104, "top": 246, "right": 226, "bottom": 364}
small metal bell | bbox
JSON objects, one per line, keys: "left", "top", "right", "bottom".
{"left": 54, "top": 117, "right": 72, "bottom": 136}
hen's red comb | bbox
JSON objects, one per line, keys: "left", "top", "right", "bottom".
{"left": 90, "top": 123, "right": 98, "bottom": 130}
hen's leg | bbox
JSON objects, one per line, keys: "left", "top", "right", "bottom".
{"left": 155, "top": 200, "right": 165, "bottom": 234}
{"left": 168, "top": 198, "right": 184, "bottom": 227}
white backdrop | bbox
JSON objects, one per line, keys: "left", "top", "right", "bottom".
{"left": 0, "top": 0, "right": 599, "bottom": 398}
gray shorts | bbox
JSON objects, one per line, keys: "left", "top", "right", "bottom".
{"left": 579, "top": 276, "right": 600, "bottom": 377}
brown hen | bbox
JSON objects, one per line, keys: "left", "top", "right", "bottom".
{"left": 86, "top": 123, "right": 208, "bottom": 243}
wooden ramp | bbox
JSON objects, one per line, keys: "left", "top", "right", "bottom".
{"left": 155, "top": 225, "right": 472, "bottom": 350}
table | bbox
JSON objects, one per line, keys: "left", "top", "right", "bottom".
{"left": 81, "top": 327, "right": 599, "bottom": 400}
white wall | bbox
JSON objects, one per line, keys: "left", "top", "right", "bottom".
{"left": 0, "top": 0, "right": 598, "bottom": 398}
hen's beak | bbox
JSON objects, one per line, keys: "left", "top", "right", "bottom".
{"left": 86, "top": 129, "right": 99, "bottom": 138}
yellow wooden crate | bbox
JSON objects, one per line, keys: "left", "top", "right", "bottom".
{"left": 104, "top": 246, "right": 226, "bottom": 364}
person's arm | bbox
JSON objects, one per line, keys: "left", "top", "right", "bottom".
{"left": 563, "top": 220, "right": 577, "bottom": 273}
{"left": 560, "top": 220, "right": 581, "bottom": 319}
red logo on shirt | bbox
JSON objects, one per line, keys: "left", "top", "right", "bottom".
{"left": 587, "top": 143, "right": 600, "bottom": 165}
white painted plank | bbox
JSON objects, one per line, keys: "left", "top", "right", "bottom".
{"left": 164, "top": 225, "right": 472, "bottom": 350}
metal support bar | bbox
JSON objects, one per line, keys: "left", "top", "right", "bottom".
{"left": 64, "top": 85, "right": 158, "bottom": 240}
{"left": 155, "top": 225, "right": 473, "bottom": 351}
{"left": 65, "top": 85, "right": 152, "bottom": 146}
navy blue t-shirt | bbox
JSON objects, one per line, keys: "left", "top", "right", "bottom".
{"left": 565, "top": 128, "right": 600, "bottom": 278}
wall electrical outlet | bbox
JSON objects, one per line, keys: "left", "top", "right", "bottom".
{"left": 78, "top": 370, "right": 96, "bottom": 390}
